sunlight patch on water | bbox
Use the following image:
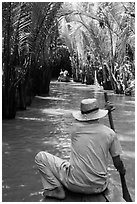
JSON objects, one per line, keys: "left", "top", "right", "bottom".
{"left": 118, "top": 134, "right": 134, "bottom": 142}
{"left": 70, "top": 84, "right": 103, "bottom": 91}
{"left": 29, "top": 191, "right": 42, "bottom": 196}
{"left": 41, "top": 108, "right": 84, "bottom": 117}
{"left": 3, "top": 143, "right": 11, "bottom": 155}
{"left": 122, "top": 151, "right": 135, "bottom": 158}
{"left": 3, "top": 152, "right": 10, "bottom": 154}
{"left": 122, "top": 110, "right": 135, "bottom": 115}
{"left": 2, "top": 185, "right": 10, "bottom": 189}
{"left": 2, "top": 142, "right": 10, "bottom": 149}
{"left": 117, "top": 119, "right": 135, "bottom": 123}
{"left": 17, "top": 116, "right": 47, "bottom": 121}
{"left": 43, "top": 140, "right": 58, "bottom": 146}
{"left": 25, "top": 148, "right": 32, "bottom": 153}
{"left": 41, "top": 108, "right": 72, "bottom": 115}
{"left": 35, "top": 95, "right": 66, "bottom": 101}
{"left": 115, "top": 102, "right": 135, "bottom": 108}
{"left": 19, "top": 184, "right": 25, "bottom": 187}
{"left": 125, "top": 101, "right": 135, "bottom": 105}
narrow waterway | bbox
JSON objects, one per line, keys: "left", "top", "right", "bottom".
{"left": 2, "top": 81, "right": 135, "bottom": 202}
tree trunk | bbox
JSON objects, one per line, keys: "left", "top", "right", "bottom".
{"left": 26, "top": 79, "right": 33, "bottom": 106}
{"left": 18, "top": 81, "right": 27, "bottom": 110}
{"left": 109, "top": 29, "right": 115, "bottom": 74}
{"left": 99, "top": 55, "right": 107, "bottom": 83}
{"left": 2, "top": 3, "right": 17, "bottom": 119}
{"left": 39, "top": 65, "right": 52, "bottom": 95}
{"left": 2, "top": 85, "right": 17, "bottom": 119}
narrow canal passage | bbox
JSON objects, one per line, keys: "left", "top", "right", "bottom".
{"left": 2, "top": 81, "right": 135, "bottom": 202}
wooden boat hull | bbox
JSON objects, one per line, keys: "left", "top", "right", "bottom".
{"left": 58, "top": 76, "right": 70, "bottom": 82}
{"left": 42, "top": 179, "right": 125, "bottom": 202}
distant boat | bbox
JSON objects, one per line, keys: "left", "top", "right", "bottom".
{"left": 58, "top": 76, "right": 70, "bottom": 82}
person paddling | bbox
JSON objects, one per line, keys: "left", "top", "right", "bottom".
{"left": 35, "top": 98, "right": 126, "bottom": 200}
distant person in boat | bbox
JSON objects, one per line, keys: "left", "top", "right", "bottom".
{"left": 58, "top": 70, "right": 70, "bottom": 82}
{"left": 60, "top": 69, "right": 64, "bottom": 75}
{"left": 35, "top": 98, "right": 126, "bottom": 200}
{"left": 63, "top": 70, "right": 69, "bottom": 77}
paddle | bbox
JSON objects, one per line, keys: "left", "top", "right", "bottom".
{"left": 104, "top": 92, "right": 132, "bottom": 202}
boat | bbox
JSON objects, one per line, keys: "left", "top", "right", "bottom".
{"left": 58, "top": 76, "right": 70, "bottom": 82}
{"left": 42, "top": 179, "right": 125, "bottom": 202}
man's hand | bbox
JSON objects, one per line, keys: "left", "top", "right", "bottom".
{"left": 105, "top": 101, "right": 115, "bottom": 112}
{"left": 112, "top": 155, "right": 126, "bottom": 176}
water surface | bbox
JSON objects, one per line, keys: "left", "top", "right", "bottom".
{"left": 2, "top": 81, "right": 135, "bottom": 201}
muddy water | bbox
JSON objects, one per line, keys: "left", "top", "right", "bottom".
{"left": 2, "top": 81, "right": 135, "bottom": 201}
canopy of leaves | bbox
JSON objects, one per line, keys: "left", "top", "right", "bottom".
{"left": 2, "top": 2, "right": 63, "bottom": 77}
{"left": 58, "top": 2, "right": 135, "bottom": 67}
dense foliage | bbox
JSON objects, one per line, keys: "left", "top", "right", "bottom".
{"left": 2, "top": 2, "right": 63, "bottom": 119}
{"left": 59, "top": 2, "right": 135, "bottom": 88}
{"left": 2, "top": 2, "right": 135, "bottom": 119}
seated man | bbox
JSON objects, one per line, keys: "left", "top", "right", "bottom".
{"left": 35, "top": 98, "right": 125, "bottom": 200}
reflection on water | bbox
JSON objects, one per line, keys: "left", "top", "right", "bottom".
{"left": 2, "top": 81, "right": 135, "bottom": 201}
